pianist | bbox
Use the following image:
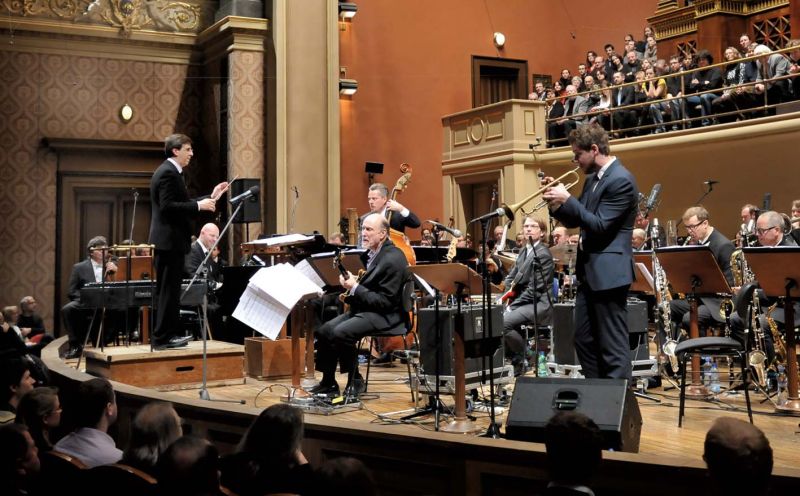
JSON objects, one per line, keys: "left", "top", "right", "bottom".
{"left": 60, "top": 236, "right": 118, "bottom": 359}
{"left": 184, "top": 223, "right": 226, "bottom": 341}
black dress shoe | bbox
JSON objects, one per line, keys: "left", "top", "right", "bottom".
{"left": 153, "top": 335, "right": 192, "bottom": 350}
{"left": 372, "top": 352, "right": 394, "bottom": 364}
{"left": 344, "top": 377, "right": 366, "bottom": 396}
{"left": 63, "top": 347, "right": 83, "bottom": 359}
{"left": 308, "top": 383, "right": 340, "bottom": 397}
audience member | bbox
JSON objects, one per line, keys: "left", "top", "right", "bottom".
{"left": 739, "top": 33, "right": 751, "bottom": 54}
{"left": 704, "top": 417, "right": 772, "bottom": 496}
{"left": 753, "top": 44, "right": 791, "bottom": 110}
{"left": 623, "top": 51, "right": 643, "bottom": 82}
{"left": 122, "top": 401, "right": 183, "bottom": 475}
{"left": 540, "top": 411, "right": 603, "bottom": 496}
{"left": 712, "top": 46, "right": 758, "bottom": 123}
{"left": 686, "top": 50, "right": 722, "bottom": 126}
{"left": 53, "top": 377, "right": 122, "bottom": 468}
{"left": 664, "top": 55, "right": 686, "bottom": 127}
{"left": 643, "top": 35, "right": 658, "bottom": 64}
{"left": 1, "top": 358, "right": 36, "bottom": 424}
{"left": 316, "top": 456, "right": 378, "bottom": 496}
{"left": 558, "top": 69, "right": 572, "bottom": 90}
{"left": 157, "top": 436, "right": 222, "bottom": 496}
{"left": 220, "top": 403, "right": 313, "bottom": 496}
{"left": 0, "top": 423, "right": 41, "bottom": 496}
{"left": 645, "top": 66, "right": 668, "bottom": 133}
{"left": 14, "top": 386, "right": 61, "bottom": 452}
{"left": 17, "top": 296, "right": 46, "bottom": 343}
{"left": 611, "top": 71, "right": 636, "bottom": 135}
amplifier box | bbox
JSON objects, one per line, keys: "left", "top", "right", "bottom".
{"left": 418, "top": 305, "right": 504, "bottom": 377}
{"left": 552, "top": 299, "right": 649, "bottom": 365}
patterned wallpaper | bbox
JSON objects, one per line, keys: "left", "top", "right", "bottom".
{"left": 0, "top": 49, "right": 203, "bottom": 330}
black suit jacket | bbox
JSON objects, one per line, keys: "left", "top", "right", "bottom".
{"left": 344, "top": 239, "right": 409, "bottom": 328}
{"left": 507, "top": 242, "right": 555, "bottom": 309}
{"left": 552, "top": 160, "right": 639, "bottom": 291}
{"left": 66, "top": 259, "right": 98, "bottom": 301}
{"left": 697, "top": 228, "right": 735, "bottom": 322}
{"left": 148, "top": 160, "right": 207, "bottom": 254}
{"left": 611, "top": 86, "right": 635, "bottom": 108}
{"left": 184, "top": 241, "right": 223, "bottom": 283}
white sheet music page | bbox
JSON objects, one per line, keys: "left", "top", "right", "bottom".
{"left": 294, "top": 258, "right": 326, "bottom": 288}
{"left": 231, "top": 264, "right": 323, "bottom": 340}
{"left": 248, "top": 233, "right": 314, "bottom": 246}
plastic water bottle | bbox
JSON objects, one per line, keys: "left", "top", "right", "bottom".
{"left": 709, "top": 362, "right": 721, "bottom": 394}
{"left": 702, "top": 356, "right": 712, "bottom": 386}
{"left": 777, "top": 364, "right": 788, "bottom": 406}
{"left": 537, "top": 351, "right": 549, "bottom": 377}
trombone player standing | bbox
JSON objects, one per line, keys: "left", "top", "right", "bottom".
{"left": 541, "top": 124, "right": 640, "bottom": 380}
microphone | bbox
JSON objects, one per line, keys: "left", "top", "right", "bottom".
{"left": 704, "top": 180, "right": 719, "bottom": 186}
{"left": 470, "top": 207, "right": 511, "bottom": 224}
{"left": 762, "top": 192, "right": 771, "bottom": 211}
{"left": 645, "top": 183, "right": 662, "bottom": 211}
{"left": 229, "top": 185, "right": 260, "bottom": 204}
{"left": 427, "top": 220, "right": 462, "bottom": 238}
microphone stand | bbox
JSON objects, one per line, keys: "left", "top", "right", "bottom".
{"left": 676, "top": 182, "right": 716, "bottom": 229}
{"left": 124, "top": 190, "right": 138, "bottom": 345}
{"left": 478, "top": 216, "right": 501, "bottom": 438}
{"left": 183, "top": 199, "right": 247, "bottom": 404}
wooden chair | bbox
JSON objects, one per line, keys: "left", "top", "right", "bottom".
{"left": 84, "top": 463, "right": 157, "bottom": 496}
{"left": 38, "top": 450, "right": 87, "bottom": 491}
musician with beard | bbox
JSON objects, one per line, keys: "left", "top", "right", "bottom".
{"left": 310, "top": 213, "right": 409, "bottom": 397}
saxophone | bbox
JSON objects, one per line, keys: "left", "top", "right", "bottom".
{"left": 765, "top": 303, "right": 787, "bottom": 367}
{"left": 651, "top": 219, "right": 680, "bottom": 373}
{"left": 730, "top": 248, "right": 769, "bottom": 387}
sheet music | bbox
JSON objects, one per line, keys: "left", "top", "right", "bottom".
{"left": 635, "top": 262, "right": 655, "bottom": 293}
{"left": 412, "top": 273, "right": 436, "bottom": 298}
{"left": 231, "top": 263, "right": 323, "bottom": 340}
{"left": 294, "top": 258, "right": 326, "bottom": 288}
{"left": 248, "top": 233, "right": 314, "bottom": 246}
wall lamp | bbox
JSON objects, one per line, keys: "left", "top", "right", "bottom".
{"left": 339, "top": 2, "right": 357, "bottom": 20}
{"left": 339, "top": 79, "right": 358, "bottom": 96}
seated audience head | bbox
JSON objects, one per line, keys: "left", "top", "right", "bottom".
{"left": 626, "top": 50, "right": 638, "bottom": 65}
{"left": 756, "top": 210, "right": 786, "bottom": 247}
{"left": 586, "top": 50, "right": 597, "bottom": 65}
{"left": 317, "top": 456, "right": 378, "bottom": 496}
{"left": 124, "top": 401, "right": 183, "bottom": 472}
{"left": 158, "top": 436, "right": 220, "bottom": 496}
{"left": 704, "top": 417, "right": 772, "bottom": 495}
{"left": 544, "top": 411, "right": 603, "bottom": 486}
{"left": 788, "top": 39, "right": 800, "bottom": 62}
{"left": 724, "top": 46, "right": 742, "bottom": 62}
{"left": 739, "top": 33, "right": 751, "bottom": 52}
{"left": 1, "top": 358, "right": 35, "bottom": 413}
{"left": 553, "top": 80, "right": 563, "bottom": 94}
{"left": 560, "top": 68, "right": 571, "bottom": 80}
{"left": 696, "top": 50, "right": 713, "bottom": 67}
{"left": 753, "top": 44, "right": 771, "bottom": 60}
{"left": 75, "top": 377, "right": 117, "bottom": 431}
{"left": 654, "top": 58, "right": 667, "bottom": 75}
{"left": 792, "top": 199, "right": 800, "bottom": 228}
{"left": 571, "top": 76, "right": 583, "bottom": 90}
{"left": 610, "top": 53, "right": 623, "bottom": 68}
{"left": 238, "top": 403, "right": 304, "bottom": 465}
{"left": 14, "top": 386, "right": 61, "bottom": 451}
{"left": 0, "top": 423, "right": 40, "bottom": 494}
{"left": 577, "top": 63, "right": 587, "bottom": 76}
{"left": 584, "top": 74, "right": 595, "bottom": 88}
{"left": 604, "top": 43, "right": 614, "bottom": 57}
{"left": 644, "top": 26, "right": 654, "bottom": 38}
{"left": 18, "top": 296, "right": 37, "bottom": 317}
{"left": 3, "top": 305, "right": 20, "bottom": 326}
{"left": 632, "top": 228, "right": 647, "bottom": 249}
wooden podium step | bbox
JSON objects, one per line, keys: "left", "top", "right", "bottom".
{"left": 84, "top": 340, "right": 244, "bottom": 389}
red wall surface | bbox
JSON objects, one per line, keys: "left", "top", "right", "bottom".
{"left": 339, "top": 0, "right": 659, "bottom": 237}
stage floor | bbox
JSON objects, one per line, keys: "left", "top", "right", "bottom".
{"left": 154, "top": 357, "right": 800, "bottom": 472}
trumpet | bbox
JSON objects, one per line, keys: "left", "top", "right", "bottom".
{"left": 501, "top": 166, "right": 581, "bottom": 219}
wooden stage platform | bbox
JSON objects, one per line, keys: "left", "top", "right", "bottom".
{"left": 45, "top": 337, "right": 800, "bottom": 495}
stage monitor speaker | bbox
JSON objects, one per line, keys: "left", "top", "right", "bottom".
{"left": 505, "top": 377, "right": 642, "bottom": 453}
{"left": 418, "top": 305, "right": 504, "bottom": 377}
{"left": 552, "top": 299, "right": 649, "bottom": 365}
{"left": 230, "top": 178, "right": 261, "bottom": 224}
{"left": 365, "top": 161, "right": 384, "bottom": 174}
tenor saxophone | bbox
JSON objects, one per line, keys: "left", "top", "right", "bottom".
{"left": 731, "top": 248, "right": 768, "bottom": 387}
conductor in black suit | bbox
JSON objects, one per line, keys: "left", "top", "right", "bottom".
{"left": 61, "top": 236, "right": 118, "bottom": 358}
{"left": 149, "top": 134, "right": 229, "bottom": 350}
{"left": 542, "top": 124, "right": 639, "bottom": 380}
{"left": 311, "top": 213, "right": 409, "bottom": 397}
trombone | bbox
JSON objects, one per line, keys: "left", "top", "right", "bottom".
{"left": 501, "top": 166, "right": 581, "bottom": 220}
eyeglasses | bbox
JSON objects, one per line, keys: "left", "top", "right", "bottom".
{"left": 756, "top": 226, "right": 779, "bottom": 235}
{"left": 684, "top": 220, "right": 707, "bottom": 231}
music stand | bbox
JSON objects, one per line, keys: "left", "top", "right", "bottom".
{"left": 743, "top": 247, "right": 800, "bottom": 414}
{"left": 656, "top": 246, "right": 732, "bottom": 399}
{"left": 409, "top": 263, "right": 500, "bottom": 433}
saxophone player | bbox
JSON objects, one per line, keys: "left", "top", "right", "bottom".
{"left": 729, "top": 210, "right": 799, "bottom": 366}
{"left": 669, "top": 206, "right": 735, "bottom": 336}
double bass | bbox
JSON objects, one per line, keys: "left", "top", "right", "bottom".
{"left": 376, "top": 163, "right": 417, "bottom": 356}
